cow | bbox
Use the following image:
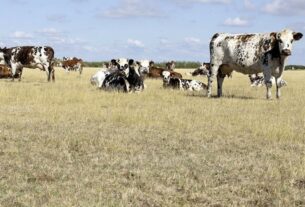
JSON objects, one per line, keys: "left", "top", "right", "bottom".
{"left": 162, "top": 71, "right": 207, "bottom": 91}
{"left": 148, "top": 61, "right": 182, "bottom": 79}
{"left": 188, "top": 62, "right": 211, "bottom": 76}
{"left": 63, "top": 56, "right": 73, "bottom": 61}
{"left": 165, "top": 61, "right": 176, "bottom": 71}
{"left": 0, "top": 64, "right": 12, "bottom": 78}
{"left": 136, "top": 59, "right": 151, "bottom": 74}
{"left": 207, "top": 29, "right": 303, "bottom": 99}
{"left": 0, "top": 46, "right": 55, "bottom": 81}
{"left": 249, "top": 73, "right": 287, "bottom": 87}
{"left": 90, "top": 58, "right": 145, "bottom": 90}
{"left": 0, "top": 64, "right": 22, "bottom": 79}
{"left": 208, "top": 29, "right": 303, "bottom": 99}
{"left": 62, "top": 57, "right": 83, "bottom": 74}
{"left": 90, "top": 70, "right": 111, "bottom": 88}
{"left": 101, "top": 59, "right": 145, "bottom": 93}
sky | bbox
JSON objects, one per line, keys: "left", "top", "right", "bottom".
{"left": 0, "top": 0, "right": 305, "bottom": 64}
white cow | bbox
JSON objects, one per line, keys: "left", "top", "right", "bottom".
{"left": 90, "top": 70, "right": 111, "bottom": 88}
{"left": 208, "top": 29, "right": 302, "bottom": 99}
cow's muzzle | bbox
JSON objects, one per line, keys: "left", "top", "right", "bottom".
{"left": 282, "top": 49, "right": 291, "bottom": 56}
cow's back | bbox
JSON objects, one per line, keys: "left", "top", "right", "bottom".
{"left": 210, "top": 33, "right": 272, "bottom": 74}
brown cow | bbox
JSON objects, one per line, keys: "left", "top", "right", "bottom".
{"left": 62, "top": 57, "right": 83, "bottom": 74}
{"left": 147, "top": 61, "right": 182, "bottom": 79}
{"left": 0, "top": 65, "right": 20, "bottom": 79}
{"left": 165, "top": 61, "right": 176, "bottom": 71}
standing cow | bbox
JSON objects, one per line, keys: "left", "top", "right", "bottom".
{"left": 62, "top": 57, "right": 83, "bottom": 74}
{"left": 0, "top": 46, "right": 55, "bottom": 81}
{"left": 208, "top": 29, "right": 302, "bottom": 99}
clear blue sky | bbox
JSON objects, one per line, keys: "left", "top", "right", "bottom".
{"left": 0, "top": 0, "right": 304, "bottom": 64}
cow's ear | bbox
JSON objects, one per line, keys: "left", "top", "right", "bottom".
{"left": 293, "top": 32, "right": 303, "bottom": 41}
{"left": 111, "top": 59, "right": 117, "bottom": 65}
{"left": 149, "top": 61, "right": 154, "bottom": 66}
{"left": 270, "top": 32, "right": 277, "bottom": 40}
{"left": 136, "top": 61, "right": 141, "bottom": 66}
{"left": 128, "top": 59, "right": 134, "bottom": 65}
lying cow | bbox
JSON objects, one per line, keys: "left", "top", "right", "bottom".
{"left": 187, "top": 62, "right": 211, "bottom": 76}
{"left": 101, "top": 59, "right": 145, "bottom": 93}
{"left": 62, "top": 57, "right": 83, "bottom": 74}
{"left": 0, "top": 46, "right": 55, "bottom": 81}
{"left": 0, "top": 64, "right": 12, "bottom": 78}
{"left": 249, "top": 74, "right": 287, "bottom": 87}
{"left": 162, "top": 71, "right": 207, "bottom": 91}
{"left": 208, "top": 29, "right": 302, "bottom": 99}
{"left": 90, "top": 70, "right": 111, "bottom": 88}
{"left": 0, "top": 64, "right": 22, "bottom": 79}
{"left": 148, "top": 61, "right": 182, "bottom": 79}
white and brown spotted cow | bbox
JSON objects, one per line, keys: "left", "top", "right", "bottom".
{"left": 62, "top": 57, "right": 83, "bottom": 74}
{"left": 0, "top": 46, "right": 55, "bottom": 81}
{"left": 208, "top": 29, "right": 302, "bottom": 99}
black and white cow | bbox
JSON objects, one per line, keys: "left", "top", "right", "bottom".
{"left": 101, "top": 59, "right": 145, "bottom": 93}
{"left": 0, "top": 46, "right": 55, "bottom": 81}
{"left": 162, "top": 71, "right": 207, "bottom": 91}
{"left": 90, "top": 58, "right": 133, "bottom": 89}
{"left": 208, "top": 29, "right": 302, "bottom": 99}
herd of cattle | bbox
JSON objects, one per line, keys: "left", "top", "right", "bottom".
{"left": 0, "top": 28, "right": 302, "bottom": 99}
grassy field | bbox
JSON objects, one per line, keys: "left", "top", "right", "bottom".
{"left": 0, "top": 67, "right": 305, "bottom": 206}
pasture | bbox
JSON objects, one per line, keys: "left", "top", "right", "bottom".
{"left": 0, "top": 68, "right": 305, "bottom": 206}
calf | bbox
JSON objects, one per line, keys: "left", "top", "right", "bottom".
{"left": 0, "top": 46, "right": 55, "bottom": 81}
{"left": 209, "top": 29, "right": 302, "bottom": 99}
{"left": 162, "top": 71, "right": 207, "bottom": 91}
{"left": 62, "top": 57, "right": 83, "bottom": 74}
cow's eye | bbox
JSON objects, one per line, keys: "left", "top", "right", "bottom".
{"left": 278, "top": 39, "right": 283, "bottom": 44}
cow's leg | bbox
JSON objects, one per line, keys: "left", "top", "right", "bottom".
{"left": 17, "top": 68, "right": 23, "bottom": 81}
{"left": 43, "top": 64, "right": 51, "bottom": 81}
{"left": 79, "top": 65, "right": 83, "bottom": 75}
{"left": 10, "top": 63, "right": 18, "bottom": 81}
{"left": 262, "top": 55, "right": 273, "bottom": 99}
{"left": 207, "top": 64, "right": 219, "bottom": 97}
{"left": 263, "top": 67, "right": 272, "bottom": 99}
{"left": 50, "top": 65, "right": 55, "bottom": 82}
{"left": 275, "top": 78, "right": 281, "bottom": 99}
{"left": 217, "top": 72, "right": 226, "bottom": 97}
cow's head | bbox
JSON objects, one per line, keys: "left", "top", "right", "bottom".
{"left": 274, "top": 29, "right": 303, "bottom": 56}
{"left": 116, "top": 58, "right": 129, "bottom": 70}
{"left": 0, "top": 47, "right": 10, "bottom": 65}
{"left": 136, "top": 60, "right": 151, "bottom": 75}
{"left": 166, "top": 61, "right": 175, "bottom": 71}
{"left": 162, "top": 71, "right": 171, "bottom": 84}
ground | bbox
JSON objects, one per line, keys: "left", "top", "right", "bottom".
{"left": 0, "top": 68, "right": 305, "bottom": 206}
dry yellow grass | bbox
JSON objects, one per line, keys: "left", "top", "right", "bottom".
{"left": 0, "top": 67, "right": 305, "bottom": 206}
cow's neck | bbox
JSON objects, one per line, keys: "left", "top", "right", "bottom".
{"left": 279, "top": 55, "right": 288, "bottom": 69}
